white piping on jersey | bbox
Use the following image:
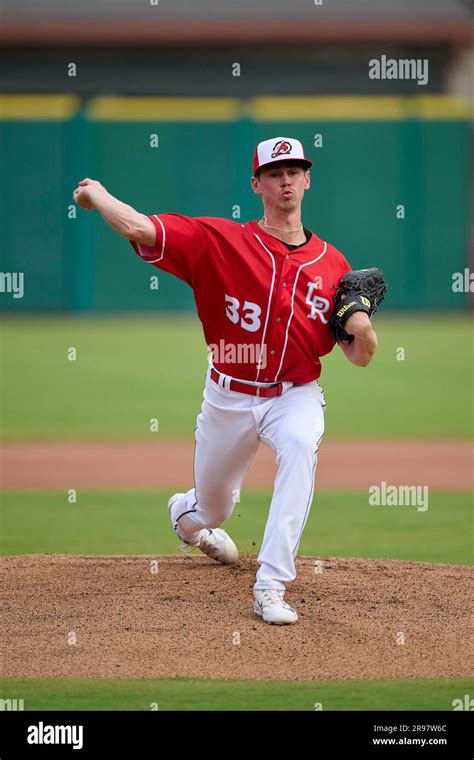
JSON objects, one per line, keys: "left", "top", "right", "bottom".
{"left": 253, "top": 233, "right": 276, "bottom": 382}
{"left": 138, "top": 215, "right": 166, "bottom": 263}
{"left": 274, "top": 242, "right": 328, "bottom": 382}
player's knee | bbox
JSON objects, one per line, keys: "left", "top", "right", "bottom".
{"left": 195, "top": 492, "right": 236, "bottom": 527}
{"left": 279, "top": 426, "right": 323, "bottom": 458}
{"left": 201, "top": 508, "right": 233, "bottom": 528}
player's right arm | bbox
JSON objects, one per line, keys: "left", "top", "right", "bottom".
{"left": 73, "top": 177, "right": 209, "bottom": 286}
{"left": 73, "top": 178, "right": 155, "bottom": 244}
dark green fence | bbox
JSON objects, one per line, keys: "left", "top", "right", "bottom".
{"left": 0, "top": 95, "right": 471, "bottom": 312}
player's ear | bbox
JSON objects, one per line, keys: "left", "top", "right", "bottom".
{"left": 250, "top": 175, "right": 262, "bottom": 196}
{"left": 304, "top": 170, "right": 311, "bottom": 190}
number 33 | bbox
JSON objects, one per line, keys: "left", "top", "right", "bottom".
{"left": 225, "top": 294, "right": 261, "bottom": 333}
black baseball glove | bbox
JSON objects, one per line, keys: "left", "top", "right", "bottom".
{"left": 330, "top": 268, "right": 387, "bottom": 343}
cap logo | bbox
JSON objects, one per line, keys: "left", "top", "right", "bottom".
{"left": 271, "top": 139, "right": 292, "bottom": 159}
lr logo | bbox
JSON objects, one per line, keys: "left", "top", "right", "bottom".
{"left": 306, "top": 282, "right": 330, "bottom": 323}
{"left": 452, "top": 694, "right": 474, "bottom": 710}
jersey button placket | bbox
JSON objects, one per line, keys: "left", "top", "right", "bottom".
{"left": 275, "top": 259, "right": 295, "bottom": 379}
{"left": 266, "top": 254, "right": 290, "bottom": 380}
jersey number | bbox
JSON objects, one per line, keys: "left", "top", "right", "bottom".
{"left": 225, "top": 294, "right": 261, "bottom": 333}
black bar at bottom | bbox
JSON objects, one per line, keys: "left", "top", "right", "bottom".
{"left": 0, "top": 710, "right": 472, "bottom": 757}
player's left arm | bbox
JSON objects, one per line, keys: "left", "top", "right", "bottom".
{"left": 338, "top": 312, "right": 378, "bottom": 367}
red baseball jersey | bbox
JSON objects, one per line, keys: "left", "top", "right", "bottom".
{"left": 130, "top": 215, "right": 351, "bottom": 384}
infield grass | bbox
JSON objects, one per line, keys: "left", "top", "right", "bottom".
{"left": 1, "top": 489, "right": 471, "bottom": 565}
{"left": 1, "top": 313, "right": 472, "bottom": 439}
{"left": 0, "top": 677, "right": 472, "bottom": 711}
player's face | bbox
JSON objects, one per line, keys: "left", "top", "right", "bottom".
{"left": 252, "top": 162, "right": 310, "bottom": 212}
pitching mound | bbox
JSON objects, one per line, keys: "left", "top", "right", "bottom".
{"left": 2, "top": 554, "right": 472, "bottom": 681}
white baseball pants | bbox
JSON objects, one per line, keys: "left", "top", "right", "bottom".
{"left": 172, "top": 368, "right": 326, "bottom": 591}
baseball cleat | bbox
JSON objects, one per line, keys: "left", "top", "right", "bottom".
{"left": 167, "top": 493, "right": 239, "bottom": 565}
{"left": 189, "top": 528, "right": 239, "bottom": 565}
{"left": 253, "top": 589, "right": 298, "bottom": 625}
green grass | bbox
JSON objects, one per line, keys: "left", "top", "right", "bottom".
{"left": 1, "top": 313, "right": 472, "bottom": 439}
{"left": 1, "top": 490, "right": 471, "bottom": 564}
{"left": 0, "top": 677, "right": 472, "bottom": 711}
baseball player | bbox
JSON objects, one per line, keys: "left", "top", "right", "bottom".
{"left": 73, "top": 136, "right": 380, "bottom": 625}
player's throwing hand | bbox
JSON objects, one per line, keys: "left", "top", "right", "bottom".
{"left": 73, "top": 178, "right": 107, "bottom": 211}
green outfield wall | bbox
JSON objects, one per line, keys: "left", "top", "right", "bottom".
{"left": 0, "top": 95, "right": 471, "bottom": 312}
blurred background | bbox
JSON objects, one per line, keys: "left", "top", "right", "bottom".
{"left": 0, "top": 0, "right": 472, "bottom": 314}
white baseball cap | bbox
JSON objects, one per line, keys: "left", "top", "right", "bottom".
{"left": 252, "top": 136, "right": 312, "bottom": 174}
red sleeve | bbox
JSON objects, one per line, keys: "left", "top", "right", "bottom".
{"left": 337, "top": 253, "right": 352, "bottom": 283}
{"left": 341, "top": 254, "right": 352, "bottom": 274}
{"left": 129, "top": 213, "right": 208, "bottom": 286}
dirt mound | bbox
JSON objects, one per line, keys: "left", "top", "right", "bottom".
{"left": 2, "top": 553, "right": 472, "bottom": 681}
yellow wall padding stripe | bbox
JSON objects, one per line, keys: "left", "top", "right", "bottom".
{"left": 86, "top": 97, "right": 241, "bottom": 121}
{"left": 247, "top": 95, "right": 471, "bottom": 121}
{"left": 0, "top": 95, "right": 80, "bottom": 120}
{"left": 408, "top": 96, "right": 472, "bottom": 120}
{"left": 0, "top": 95, "right": 469, "bottom": 122}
